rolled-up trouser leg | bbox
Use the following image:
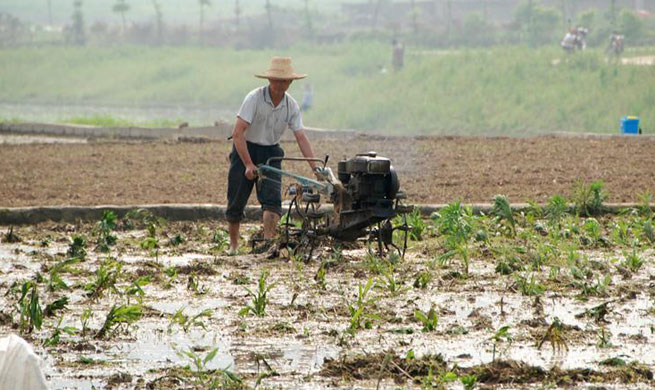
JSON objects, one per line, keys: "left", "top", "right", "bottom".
{"left": 225, "top": 146, "right": 256, "bottom": 223}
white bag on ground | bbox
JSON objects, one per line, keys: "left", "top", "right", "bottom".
{"left": 0, "top": 334, "right": 48, "bottom": 390}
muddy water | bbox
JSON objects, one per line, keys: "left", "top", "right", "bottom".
{"left": 0, "top": 224, "right": 653, "bottom": 389}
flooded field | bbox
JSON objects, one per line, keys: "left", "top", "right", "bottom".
{"left": 0, "top": 204, "right": 654, "bottom": 389}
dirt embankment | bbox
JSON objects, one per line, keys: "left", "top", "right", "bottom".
{"left": 1, "top": 135, "right": 654, "bottom": 207}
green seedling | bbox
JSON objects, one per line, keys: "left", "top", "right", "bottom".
{"left": 545, "top": 194, "right": 568, "bottom": 226}
{"left": 176, "top": 345, "right": 243, "bottom": 389}
{"left": 140, "top": 236, "right": 160, "bottom": 258}
{"left": 576, "top": 301, "right": 611, "bottom": 323}
{"left": 515, "top": 273, "right": 545, "bottom": 296}
{"left": 43, "top": 315, "right": 78, "bottom": 347}
{"left": 413, "top": 270, "right": 433, "bottom": 289}
{"left": 597, "top": 327, "right": 613, "bottom": 348}
{"left": 489, "top": 325, "right": 512, "bottom": 362}
{"left": 95, "top": 210, "right": 118, "bottom": 252}
{"left": 377, "top": 265, "right": 407, "bottom": 296}
{"left": 395, "top": 207, "right": 425, "bottom": 241}
{"left": 169, "top": 308, "right": 212, "bottom": 333}
{"left": 47, "top": 257, "right": 81, "bottom": 291}
{"left": 85, "top": 258, "right": 122, "bottom": 300}
{"left": 570, "top": 180, "right": 608, "bottom": 217}
{"left": 96, "top": 304, "right": 143, "bottom": 339}
{"left": 239, "top": 269, "right": 276, "bottom": 317}
{"left": 187, "top": 274, "right": 208, "bottom": 296}
{"left": 491, "top": 194, "right": 515, "bottom": 236}
{"left": 414, "top": 307, "right": 438, "bottom": 332}
{"left": 621, "top": 249, "right": 644, "bottom": 273}
{"left": 210, "top": 229, "right": 229, "bottom": 252}
{"left": 67, "top": 235, "right": 87, "bottom": 259}
{"left": 164, "top": 266, "right": 178, "bottom": 288}
{"left": 346, "top": 277, "right": 380, "bottom": 332}
{"left": 169, "top": 234, "right": 184, "bottom": 246}
{"left": 639, "top": 219, "right": 655, "bottom": 243}
{"left": 637, "top": 190, "right": 653, "bottom": 218}
{"left": 581, "top": 218, "right": 602, "bottom": 246}
{"left": 80, "top": 308, "right": 93, "bottom": 336}
{"left": 124, "top": 276, "right": 151, "bottom": 304}
{"left": 460, "top": 374, "right": 478, "bottom": 390}
{"left": 16, "top": 281, "right": 43, "bottom": 333}
{"left": 314, "top": 262, "right": 328, "bottom": 288}
{"left": 44, "top": 296, "right": 69, "bottom": 317}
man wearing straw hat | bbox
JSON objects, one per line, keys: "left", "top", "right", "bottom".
{"left": 226, "top": 57, "right": 318, "bottom": 255}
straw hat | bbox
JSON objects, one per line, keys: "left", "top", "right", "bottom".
{"left": 255, "top": 57, "right": 307, "bottom": 80}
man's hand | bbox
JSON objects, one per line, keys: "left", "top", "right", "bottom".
{"left": 245, "top": 164, "right": 258, "bottom": 180}
{"left": 313, "top": 166, "right": 324, "bottom": 181}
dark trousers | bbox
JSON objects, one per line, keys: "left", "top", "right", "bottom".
{"left": 226, "top": 142, "right": 284, "bottom": 223}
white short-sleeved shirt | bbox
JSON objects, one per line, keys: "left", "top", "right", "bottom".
{"left": 237, "top": 86, "right": 304, "bottom": 146}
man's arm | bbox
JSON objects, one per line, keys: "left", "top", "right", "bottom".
{"left": 232, "top": 117, "right": 258, "bottom": 180}
{"left": 293, "top": 129, "right": 318, "bottom": 170}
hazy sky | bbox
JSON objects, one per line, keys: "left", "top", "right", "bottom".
{"left": 1, "top": 0, "right": 345, "bottom": 25}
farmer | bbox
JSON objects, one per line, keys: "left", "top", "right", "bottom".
{"left": 391, "top": 39, "right": 405, "bottom": 72}
{"left": 226, "top": 57, "right": 318, "bottom": 255}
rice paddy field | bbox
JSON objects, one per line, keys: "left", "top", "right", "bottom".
{"left": 1, "top": 184, "right": 655, "bottom": 389}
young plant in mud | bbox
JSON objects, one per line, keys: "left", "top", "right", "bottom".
{"left": 168, "top": 308, "right": 212, "bottom": 333}
{"left": 620, "top": 249, "right": 644, "bottom": 274}
{"left": 124, "top": 276, "right": 151, "bottom": 304}
{"left": 140, "top": 236, "right": 160, "bottom": 259}
{"left": 460, "top": 374, "right": 478, "bottom": 390}
{"left": 44, "top": 296, "right": 69, "bottom": 317}
{"left": 16, "top": 281, "right": 43, "bottom": 333}
{"left": 95, "top": 210, "right": 118, "bottom": 252}
{"left": 67, "top": 235, "right": 87, "bottom": 259}
{"left": 239, "top": 269, "right": 276, "bottom": 317}
{"left": 489, "top": 325, "right": 513, "bottom": 362}
{"left": 414, "top": 306, "right": 438, "bottom": 332}
{"left": 570, "top": 180, "right": 608, "bottom": 217}
{"left": 433, "top": 201, "right": 475, "bottom": 275}
{"left": 95, "top": 304, "right": 143, "bottom": 339}
{"left": 544, "top": 194, "right": 568, "bottom": 229}
{"left": 515, "top": 273, "right": 545, "bottom": 296}
{"left": 394, "top": 207, "right": 425, "bottom": 241}
{"left": 346, "top": 277, "right": 380, "bottom": 332}
{"left": 43, "top": 315, "right": 79, "bottom": 347}
{"left": 413, "top": 269, "right": 433, "bottom": 289}
{"left": 491, "top": 194, "right": 516, "bottom": 236}
{"left": 176, "top": 346, "right": 244, "bottom": 389}
{"left": 47, "top": 257, "right": 82, "bottom": 292}
{"left": 80, "top": 308, "right": 93, "bottom": 337}
{"left": 377, "top": 264, "right": 408, "bottom": 297}
{"left": 187, "top": 273, "right": 208, "bottom": 296}
{"left": 84, "top": 257, "right": 123, "bottom": 300}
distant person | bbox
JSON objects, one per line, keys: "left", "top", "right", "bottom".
{"left": 226, "top": 57, "right": 319, "bottom": 256}
{"left": 606, "top": 31, "right": 625, "bottom": 57}
{"left": 300, "top": 83, "right": 314, "bottom": 112}
{"left": 391, "top": 39, "right": 405, "bottom": 72}
{"left": 561, "top": 27, "right": 587, "bottom": 54}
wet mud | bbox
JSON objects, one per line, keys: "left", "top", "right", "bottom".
{"left": 0, "top": 212, "right": 654, "bottom": 389}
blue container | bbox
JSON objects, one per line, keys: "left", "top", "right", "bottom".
{"left": 620, "top": 116, "right": 640, "bottom": 135}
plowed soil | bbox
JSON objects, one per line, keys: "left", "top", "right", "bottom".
{"left": 1, "top": 134, "right": 654, "bottom": 207}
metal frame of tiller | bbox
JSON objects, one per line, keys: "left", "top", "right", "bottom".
{"left": 256, "top": 153, "right": 413, "bottom": 261}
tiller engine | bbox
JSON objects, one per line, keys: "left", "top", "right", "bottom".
{"left": 257, "top": 152, "right": 413, "bottom": 260}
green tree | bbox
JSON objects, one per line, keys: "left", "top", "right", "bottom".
{"left": 151, "top": 0, "right": 164, "bottom": 45}
{"left": 112, "top": 0, "right": 130, "bottom": 35}
{"left": 514, "top": 1, "right": 560, "bottom": 46}
{"left": 198, "top": 0, "right": 211, "bottom": 44}
{"left": 71, "top": 0, "right": 86, "bottom": 46}
{"left": 619, "top": 9, "right": 644, "bottom": 42}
